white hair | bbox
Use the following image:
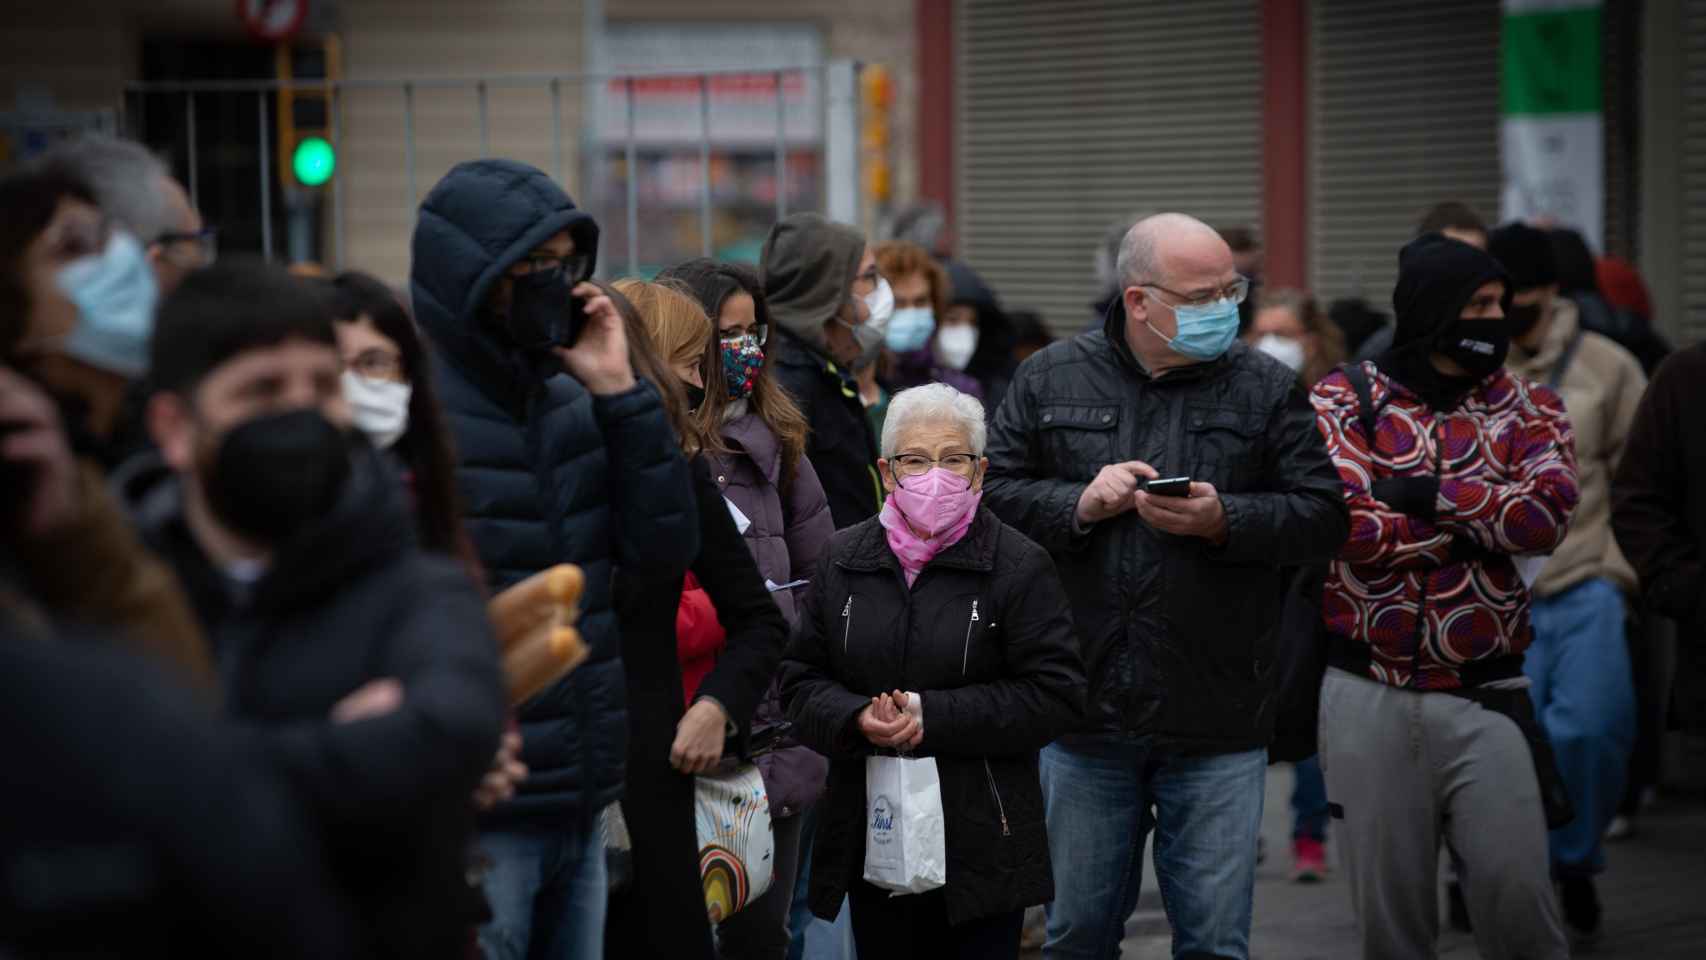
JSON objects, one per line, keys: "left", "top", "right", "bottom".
{"left": 1114, "top": 212, "right": 1219, "bottom": 289}
{"left": 41, "top": 134, "right": 174, "bottom": 243}
{"left": 881, "top": 382, "right": 987, "bottom": 459}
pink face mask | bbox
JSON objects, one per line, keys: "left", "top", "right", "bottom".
{"left": 891, "top": 466, "right": 982, "bottom": 538}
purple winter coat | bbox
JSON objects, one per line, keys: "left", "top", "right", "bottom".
{"left": 707, "top": 411, "right": 835, "bottom": 818}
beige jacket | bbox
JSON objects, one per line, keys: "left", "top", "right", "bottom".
{"left": 1507, "top": 298, "right": 1646, "bottom": 598}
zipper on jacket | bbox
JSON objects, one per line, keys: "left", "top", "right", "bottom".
{"left": 1409, "top": 418, "right": 1447, "bottom": 688}
{"left": 841, "top": 595, "right": 853, "bottom": 653}
{"left": 961, "top": 599, "right": 980, "bottom": 674}
{"left": 983, "top": 759, "right": 1011, "bottom": 837}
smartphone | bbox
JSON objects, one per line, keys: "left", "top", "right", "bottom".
{"left": 1145, "top": 476, "right": 1193, "bottom": 498}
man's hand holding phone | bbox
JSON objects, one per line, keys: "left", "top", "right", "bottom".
{"left": 1075, "top": 460, "right": 1160, "bottom": 526}
{"left": 1135, "top": 476, "right": 1229, "bottom": 544}
{"left": 554, "top": 282, "right": 636, "bottom": 396}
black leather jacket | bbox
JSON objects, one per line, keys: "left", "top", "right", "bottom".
{"left": 984, "top": 312, "right": 1348, "bottom": 753}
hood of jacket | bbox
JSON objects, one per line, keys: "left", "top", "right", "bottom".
{"left": 409, "top": 159, "right": 600, "bottom": 407}
{"left": 761, "top": 213, "right": 865, "bottom": 355}
{"left": 1389, "top": 233, "right": 1511, "bottom": 353}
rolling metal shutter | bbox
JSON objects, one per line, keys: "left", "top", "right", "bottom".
{"left": 957, "top": 0, "right": 1263, "bottom": 336}
{"left": 1682, "top": 0, "right": 1706, "bottom": 343}
{"left": 1309, "top": 0, "right": 1502, "bottom": 310}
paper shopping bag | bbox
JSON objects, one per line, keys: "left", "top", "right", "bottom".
{"left": 863, "top": 755, "right": 947, "bottom": 894}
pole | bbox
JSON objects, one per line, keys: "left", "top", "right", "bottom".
{"left": 185, "top": 92, "right": 199, "bottom": 210}
{"left": 477, "top": 80, "right": 490, "bottom": 157}
{"left": 699, "top": 75, "right": 713, "bottom": 257}
{"left": 332, "top": 87, "right": 346, "bottom": 270}
{"left": 774, "top": 70, "right": 788, "bottom": 222}
{"left": 404, "top": 82, "right": 417, "bottom": 216}
{"left": 551, "top": 78, "right": 565, "bottom": 185}
{"left": 258, "top": 91, "right": 274, "bottom": 262}
{"left": 625, "top": 76, "right": 639, "bottom": 278}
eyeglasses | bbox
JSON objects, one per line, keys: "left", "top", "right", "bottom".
{"left": 719, "top": 324, "right": 768, "bottom": 347}
{"left": 516, "top": 252, "right": 592, "bottom": 285}
{"left": 892, "top": 453, "right": 978, "bottom": 478}
{"left": 348, "top": 348, "right": 405, "bottom": 382}
{"left": 1140, "top": 275, "right": 1251, "bottom": 309}
{"left": 155, "top": 226, "right": 218, "bottom": 269}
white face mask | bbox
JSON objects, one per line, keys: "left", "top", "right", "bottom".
{"left": 1254, "top": 334, "right": 1305, "bottom": 373}
{"left": 937, "top": 325, "right": 979, "bottom": 371}
{"left": 341, "top": 369, "right": 413, "bottom": 449}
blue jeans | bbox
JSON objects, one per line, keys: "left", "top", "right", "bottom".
{"left": 1291, "top": 755, "right": 1328, "bottom": 843}
{"left": 1525, "top": 577, "right": 1637, "bottom": 876}
{"left": 1041, "top": 740, "right": 1267, "bottom": 960}
{"left": 478, "top": 820, "right": 607, "bottom": 960}
{"left": 787, "top": 807, "right": 855, "bottom": 960}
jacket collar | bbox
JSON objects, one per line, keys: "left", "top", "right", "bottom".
{"left": 123, "top": 444, "right": 415, "bottom": 619}
{"left": 1098, "top": 294, "right": 1226, "bottom": 386}
{"left": 837, "top": 507, "right": 999, "bottom": 575}
{"left": 773, "top": 328, "right": 861, "bottom": 399}
{"left": 1508, "top": 297, "right": 1581, "bottom": 379}
{"left": 720, "top": 413, "right": 782, "bottom": 486}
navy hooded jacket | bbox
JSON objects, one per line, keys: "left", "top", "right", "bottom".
{"left": 410, "top": 158, "right": 700, "bottom": 823}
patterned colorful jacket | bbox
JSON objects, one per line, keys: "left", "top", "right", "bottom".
{"left": 1310, "top": 362, "right": 1580, "bottom": 690}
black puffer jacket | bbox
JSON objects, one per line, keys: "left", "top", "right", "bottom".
{"left": 984, "top": 308, "right": 1348, "bottom": 753}
{"left": 781, "top": 509, "right": 1084, "bottom": 926}
{"left": 129, "top": 445, "right": 505, "bottom": 959}
{"left": 410, "top": 158, "right": 700, "bottom": 822}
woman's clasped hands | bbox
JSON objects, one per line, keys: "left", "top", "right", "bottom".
{"left": 856, "top": 689, "right": 924, "bottom": 753}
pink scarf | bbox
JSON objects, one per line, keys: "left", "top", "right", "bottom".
{"left": 879, "top": 468, "right": 982, "bottom": 586}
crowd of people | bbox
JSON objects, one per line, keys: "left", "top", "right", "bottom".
{"left": 1, "top": 132, "right": 1701, "bottom": 960}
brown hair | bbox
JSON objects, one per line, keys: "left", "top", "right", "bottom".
{"left": 656, "top": 259, "right": 811, "bottom": 487}
{"left": 329, "top": 271, "right": 476, "bottom": 574}
{"left": 1255, "top": 287, "right": 1346, "bottom": 388}
{"left": 595, "top": 280, "right": 698, "bottom": 449}
{"left": 873, "top": 240, "right": 949, "bottom": 322}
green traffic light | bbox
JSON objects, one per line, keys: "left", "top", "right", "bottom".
{"left": 292, "top": 136, "right": 336, "bottom": 187}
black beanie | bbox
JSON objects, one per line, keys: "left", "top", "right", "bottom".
{"left": 1390, "top": 233, "right": 1510, "bottom": 352}
{"left": 1487, "top": 222, "right": 1558, "bottom": 292}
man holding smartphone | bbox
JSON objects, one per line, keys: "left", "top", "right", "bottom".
{"left": 984, "top": 213, "right": 1348, "bottom": 960}
{"left": 411, "top": 158, "right": 700, "bottom": 960}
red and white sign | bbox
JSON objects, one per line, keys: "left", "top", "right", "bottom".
{"left": 236, "top": 0, "right": 308, "bottom": 42}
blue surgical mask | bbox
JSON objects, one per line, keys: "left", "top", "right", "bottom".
{"left": 55, "top": 229, "right": 157, "bottom": 377}
{"left": 1149, "top": 297, "right": 1240, "bottom": 361}
{"left": 886, "top": 306, "right": 936, "bottom": 352}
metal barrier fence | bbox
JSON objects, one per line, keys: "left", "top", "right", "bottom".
{"left": 122, "top": 62, "right": 862, "bottom": 277}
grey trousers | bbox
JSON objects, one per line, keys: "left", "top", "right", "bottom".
{"left": 1318, "top": 668, "right": 1568, "bottom": 960}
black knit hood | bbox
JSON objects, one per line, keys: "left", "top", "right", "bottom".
{"left": 1378, "top": 233, "right": 1512, "bottom": 411}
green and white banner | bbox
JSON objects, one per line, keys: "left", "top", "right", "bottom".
{"left": 1500, "top": 0, "right": 1602, "bottom": 249}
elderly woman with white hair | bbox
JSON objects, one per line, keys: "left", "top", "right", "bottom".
{"left": 781, "top": 382, "right": 1085, "bottom": 959}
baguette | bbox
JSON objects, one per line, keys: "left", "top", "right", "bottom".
{"left": 489, "top": 564, "right": 585, "bottom": 652}
{"left": 504, "top": 625, "right": 589, "bottom": 705}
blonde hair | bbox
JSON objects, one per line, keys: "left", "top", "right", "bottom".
{"left": 612, "top": 278, "right": 716, "bottom": 453}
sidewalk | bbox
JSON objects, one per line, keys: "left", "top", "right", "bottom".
{"left": 1100, "top": 768, "right": 1706, "bottom": 958}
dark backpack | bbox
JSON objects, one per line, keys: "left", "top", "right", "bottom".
{"left": 1268, "top": 363, "right": 1381, "bottom": 764}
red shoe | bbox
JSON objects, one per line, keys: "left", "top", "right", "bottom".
{"left": 1290, "top": 837, "right": 1328, "bottom": 883}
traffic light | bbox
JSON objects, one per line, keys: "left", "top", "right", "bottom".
{"left": 275, "top": 36, "right": 341, "bottom": 189}
{"left": 861, "top": 65, "right": 893, "bottom": 204}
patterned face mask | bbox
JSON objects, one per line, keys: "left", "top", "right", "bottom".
{"left": 720, "top": 333, "right": 765, "bottom": 399}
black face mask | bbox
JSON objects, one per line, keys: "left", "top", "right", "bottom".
{"left": 201, "top": 409, "right": 352, "bottom": 545}
{"left": 1507, "top": 301, "right": 1545, "bottom": 340}
{"left": 503, "top": 271, "right": 588, "bottom": 352}
{"left": 683, "top": 382, "right": 707, "bottom": 412}
{"left": 1432, "top": 316, "right": 1513, "bottom": 381}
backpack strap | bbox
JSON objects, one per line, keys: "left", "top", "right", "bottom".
{"left": 1547, "top": 328, "right": 1587, "bottom": 390}
{"left": 1341, "top": 362, "right": 1383, "bottom": 444}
